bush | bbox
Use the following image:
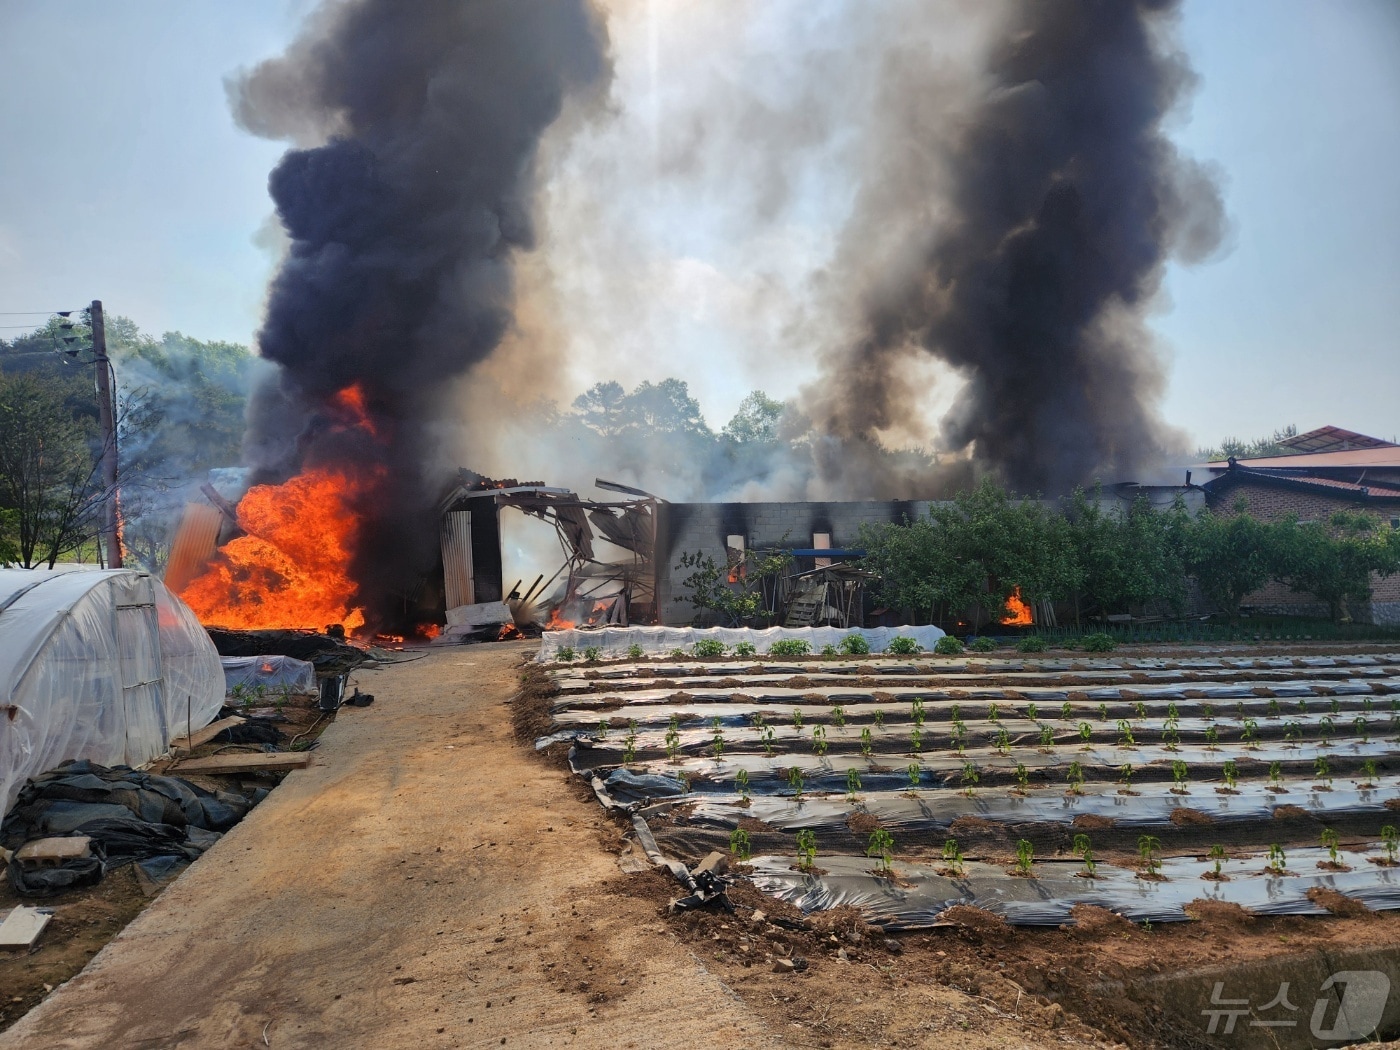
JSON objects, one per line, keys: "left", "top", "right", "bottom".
{"left": 583, "top": 646, "right": 602, "bottom": 662}
{"left": 838, "top": 634, "right": 871, "bottom": 655}
{"left": 626, "top": 644, "right": 644, "bottom": 660}
{"left": 820, "top": 643, "right": 839, "bottom": 657}
{"left": 1016, "top": 635, "right": 1048, "bottom": 653}
{"left": 768, "top": 639, "right": 812, "bottom": 657}
{"left": 968, "top": 637, "right": 997, "bottom": 653}
{"left": 733, "top": 641, "right": 757, "bottom": 657}
{"left": 693, "top": 639, "right": 727, "bottom": 658}
{"left": 556, "top": 646, "right": 577, "bottom": 662}
{"left": 1082, "top": 632, "right": 1117, "bottom": 652}
{"left": 885, "top": 636, "right": 921, "bottom": 655}
{"left": 933, "top": 635, "right": 965, "bottom": 655}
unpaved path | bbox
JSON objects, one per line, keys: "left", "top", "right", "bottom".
{"left": 1, "top": 643, "right": 783, "bottom": 1050}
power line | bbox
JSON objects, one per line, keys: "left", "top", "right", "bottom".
{"left": 0, "top": 310, "right": 80, "bottom": 316}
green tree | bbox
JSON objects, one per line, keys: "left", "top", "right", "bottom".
{"left": 674, "top": 546, "right": 794, "bottom": 626}
{"left": 721, "top": 390, "right": 783, "bottom": 445}
{"left": 1066, "top": 489, "right": 1187, "bottom": 621}
{"left": 1271, "top": 511, "right": 1400, "bottom": 623}
{"left": 1184, "top": 503, "right": 1275, "bottom": 624}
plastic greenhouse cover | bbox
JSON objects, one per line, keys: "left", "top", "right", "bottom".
{"left": 221, "top": 655, "right": 316, "bottom": 696}
{"left": 537, "top": 624, "right": 947, "bottom": 661}
{"left": 0, "top": 568, "right": 224, "bottom": 815}
{"left": 744, "top": 848, "right": 1400, "bottom": 927}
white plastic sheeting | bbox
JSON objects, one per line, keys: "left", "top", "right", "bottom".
{"left": 537, "top": 624, "right": 946, "bottom": 661}
{"left": 0, "top": 568, "right": 224, "bottom": 815}
{"left": 221, "top": 656, "right": 316, "bottom": 697}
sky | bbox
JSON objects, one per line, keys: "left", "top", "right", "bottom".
{"left": 0, "top": 0, "right": 1396, "bottom": 453}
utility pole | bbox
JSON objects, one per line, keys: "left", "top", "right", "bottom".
{"left": 90, "top": 299, "right": 122, "bottom": 568}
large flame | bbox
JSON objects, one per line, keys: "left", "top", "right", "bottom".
{"left": 179, "top": 465, "right": 376, "bottom": 631}
{"left": 1000, "top": 586, "right": 1033, "bottom": 626}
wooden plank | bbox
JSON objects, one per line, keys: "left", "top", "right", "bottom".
{"left": 0, "top": 906, "right": 52, "bottom": 951}
{"left": 170, "top": 715, "right": 247, "bottom": 752}
{"left": 171, "top": 751, "right": 312, "bottom": 774}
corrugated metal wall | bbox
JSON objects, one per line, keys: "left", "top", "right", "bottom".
{"left": 441, "top": 510, "right": 474, "bottom": 608}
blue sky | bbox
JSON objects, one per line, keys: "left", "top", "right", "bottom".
{"left": 0, "top": 0, "right": 1395, "bottom": 451}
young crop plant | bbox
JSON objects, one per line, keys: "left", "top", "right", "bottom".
{"left": 1078, "top": 721, "right": 1094, "bottom": 747}
{"left": 1202, "top": 703, "right": 1215, "bottom": 720}
{"left": 867, "top": 828, "right": 896, "bottom": 874}
{"left": 792, "top": 708, "right": 804, "bottom": 731}
{"left": 1072, "top": 833, "right": 1097, "bottom": 878}
{"left": 1314, "top": 755, "right": 1333, "bottom": 788}
{"left": 846, "top": 768, "right": 862, "bottom": 802}
{"left": 1098, "top": 702, "right": 1109, "bottom": 721}
{"left": 1014, "top": 762, "right": 1030, "bottom": 793}
{"left": 1265, "top": 843, "right": 1287, "bottom": 875}
{"left": 1267, "top": 697, "right": 1281, "bottom": 716}
{"left": 831, "top": 703, "right": 846, "bottom": 727}
{"left": 839, "top": 634, "right": 871, "bottom": 656}
{"left": 1013, "top": 839, "right": 1035, "bottom": 876}
{"left": 626, "top": 643, "right": 644, "bottom": 660}
{"left": 941, "top": 838, "right": 966, "bottom": 876}
{"left": 557, "top": 646, "right": 577, "bottom": 662}
{"left": 910, "top": 725, "right": 925, "bottom": 754}
{"left": 1360, "top": 759, "right": 1379, "bottom": 788}
{"left": 811, "top": 724, "right": 829, "bottom": 757}
{"left": 934, "top": 635, "right": 965, "bottom": 655}
{"left": 584, "top": 646, "right": 602, "bottom": 663}
{"left": 987, "top": 702, "right": 1000, "bottom": 723}
{"left": 820, "top": 644, "right": 839, "bottom": 657}
{"left": 911, "top": 697, "right": 926, "bottom": 725}
{"left": 670, "top": 648, "right": 688, "bottom": 658}
{"left": 906, "top": 763, "right": 921, "bottom": 791}
{"left": 1061, "top": 701, "right": 1074, "bottom": 721}
{"left": 949, "top": 703, "right": 961, "bottom": 722}
{"left": 886, "top": 635, "right": 920, "bottom": 656}
{"left": 1066, "top": 760, "right": 1085, "bottom": 794}
{"left": 760, "top": 724, "right": 777, "bottom": 756}
{"left": 1135, "top": 701, "right": 1148, "bottom": 719}
{"left": 1355, "top": 714, "right": 1370, "bottom": 743}
{"left": 1137, "top": 834, "right": 1163, "bottom": 878}
{"left": 1205, "top": 844, "right": 1228, "bottom": 881}
{"left": 693, "top": 639, "right": 727, "bottom": 658}
{"left": 1117, "top": 720, "right": 1136, "bottom": 747}
{"left": 623, "top": 725, "right": 639, "bottom": 766}
{"left": 948, "top": 721, "right": 964, "bottom": 753}
{"left": 795, "top": 830, "right": 817, "bottom": 871}
{"left": 1204, "top": 724, "right": 1220, "bottom": 748}
{"left": 1321, "top": 828, "right": 1347, "bottom": 869}
{"left": 1026, "top": 701, "right": 1038, "bottom": 720}
{"left": 665, "top": 723, "right": 682, "bottom": 762}
{"left": 1268, "top": 761, "right": 1283, "bottom": 789}
{"left": 873, "top": 709, "right": 886, "bottom": 728}
{"left": 1163, "top": 725, "right": 1181, "bottom": 751}
{"left": 1082, "top": 632, "right": 1116, "bottom": 652}
{"left": 787, "top": 766, "right": 805, "bottom": 799}
{"left": 1241, "top": 718, "right": 1259, "bottom": 747}
{"left": 1221, "top": 759, "right": 1239, "bottom": 792}
{"left": 1119, "top": 763, "right": 1137, "bottom": 793}
{"left": 969, "top": 636, "right": 997, "bottom": 653}
{"left": 596, "top": 719, "right": 610, "bottom": 740}
{"left": 729, "top": 828, "right": 753, "bottom": 860}
{"left": 1171, "top": 759, "right": 1190, "bottom": 794}
{"left": 735, "top": 768, "right": 751, "bottom": 802}
{"left": 1382, "top": 825, "right": 1399, "bottom": 866}
{"left": 994, "top": 726, "right": 1011, "bottom": 754}
{"left": 960, "top": 761, "right": 980, "bottom": 797}
{"left": 1330, "top": 697, "right": 1341, "bottom": 715}
{"left": 768, "top": 639, "right": 811, "bottom": 657}
{"left": 1167, "top": 702, "right": 1179, "bottom": 722}
{"left": 733, "top": 641, "right": 757, "bottom": 657}
{"left": 860, "top": 726, "right": 874, "bottom": 758}
{"left": 1284, "top": 720, "right": 1302, "bottom": 744}
{"left": 1320, "top": 715, "right": 1335, "bottom": 746}
{"left": 1017, "top": 635, "right": 1048, "bottom": 653}
{"left": 1038, "top": 723, "right": 1055, "bottom": 750}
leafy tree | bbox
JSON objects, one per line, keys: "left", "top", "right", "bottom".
{"left": 571, "top": 381, "right": 628, "bottom": 437}
{"left": 1196, "top": 424, "right": 1298, "bottom": 462}
{"left": 674, "top": 546, "right": 794, "bottom": 626}
{"left": 1066, "top": 490, "right": 1187, "bottom": 621}
{"left": 721, "top": 390, "right": 783, "bottom": 445}
{"left": 1271, "top": 511, "right": 1400, "bottom": 623}
{"left": 1183, "top": 503, "right": 1275, "bottom": 624}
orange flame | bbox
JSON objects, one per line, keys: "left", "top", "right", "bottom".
{"left": 1000, "top": 586, "right": 1033, "bottom": 626}
{"left": 545, "top": 606, "right": 575, "bottom": 631}
{"left": 179, "top": 465, "right": 375, "bottom": 632}
{"left": 329, "top": 383, "right": 380, "bottom": 438}
{"left": 497, "top": 623, "right": 524, "bottom": 641}
{"left": 416, "top": 623, "right": 442, "bottom": 640}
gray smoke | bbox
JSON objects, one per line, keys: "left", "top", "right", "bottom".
{"left": 228, "top": 0, "right": 610, "bottom": 622}
{"left": 806, "top": 0, "right": 1226, "bottom": 495}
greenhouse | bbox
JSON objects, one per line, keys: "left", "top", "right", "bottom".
{"left": 0, "top": 568, "right": 224, "bottom": 815}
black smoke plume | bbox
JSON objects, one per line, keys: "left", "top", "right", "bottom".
{"left": 809, "top": 0, "right": 1225, "bottom": 495}
{"left": 229, "top": 0, "right": 610, "bottom": 621}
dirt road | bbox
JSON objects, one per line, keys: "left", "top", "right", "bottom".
{"left": 1, "top": 643, "right": 783, "bottom": 1050}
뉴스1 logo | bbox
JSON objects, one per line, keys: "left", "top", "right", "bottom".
{"left": 1202, "top": 971, "right": 1391, "bottom": 1041}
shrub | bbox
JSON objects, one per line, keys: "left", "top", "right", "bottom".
{"left": 583, "top": 646, "right": 602, "bottom": 663}
{"left": 933, "top": 635, "right": 965, "bottom": 655}
{"left": 768, "top": 639, "right": 812, "bottom": 657}
{"left": 626, "top": 643, "right": 644, "bottom": 660}
{"left": 885, "top": 636, "right": 921, "bottom": 655}
{"left": 693, "top": 639, "right": 727, "bottom": 658}
{"left": 556, "top": 646, "right": 577, "bottom": 662}
{"left": 968, "top": 636, "right": 998, "bottom": 653}
{"left": 820, "top": 643, "right": 839, "bottom": 657}
{"left": 839, "top": 634, "right": 871, "bottom": 655}
{"left": 733, "top": 641, "right": 757, "bottom": 657}
{"left": 1016, "top": 635, "right": 1048, "bottom": 653}
{"left": 1082, "top": 633, "right": 1116, "bottom": 652}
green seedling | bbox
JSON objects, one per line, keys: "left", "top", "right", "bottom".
{"left": 1061, "top": 701, "right": 1073, "bottom": 721}
{"left": 1016, "top": 635, "right": 1048, "bottom": 653}
{"left": 994, "top": 727, "right": 1011, "bottom": 754}
{"left": 1117, "top": 720, "right": 1135, "bottom": 747}
{"left": 760, "top": 725, "right": 777, "bottom": 756}
{"left": 669, "top": 648, "right": 687, "bottom": 658}
{"left": 960, "top": 762, "right": 980, "bottom": 797}
{"left": 949, "top": 721, "right": 965, "bottom": 753}
{"left": 1119, "top": 763, "right": 1135, "bottom": 790}
{"left": 1066, "top": 760, "right": 1085, "bottom": 794}
{"left": 792, "top": 708, "right": 804, "bottom": 731}
{"left": 795, "top": 830, "right": 817, "bottom": 871}
{"left": 1014, "top": 762, "right": 1030, "bottom": 792}
{"left": 1265, "top": 843, "right": 1287, "bottom": 875}
{"left": 941, "top": 838, "right": 965, "bottom": 876}
{"left": 1360, "top": 759, "right": 1378, "bottom": 787}
{"left": 1268, "top": 760, "right": 1283, "bottom": 788}
{"left": 1167, "top": 702, "right": 1179, "bottom": 722}
{"left": 1320, "top": 715, "right": 1335, "bottom": 746}
{"left": 1222, "top": 759, "right": 1239, "bottom": 791}
{"left": 987, "top": 702, "right": 1000, "bottom": 723}
{"left": 906, "top": 763, "right": 921, "bottom": 791}
{"left": 665, "top": 725, "right": 681, "bottom": 762}
{"left": 1354, "top": 714, "right": 1369, "bottom": 743}
{"left": 584, "top": 646, "right": 602, "bottom": 663}
{"left": 820, "top": 644, "right": 838, "bottom": 658}
{"left": 867, "top": 828, "right": 895, "bottom": 873}
{"left": 625, "top": 642, "right": 647, "bottom": 659}
{"left": 1267, "top": 698, "right": 1281, "bottom": 716}
{"left": 1298, "top": 698, "right": 1309, "bottom": 713}
{"left": 873, "top": 709, "right": 886, "bottom": 728}
{"left": 712, "top": 717, "right": 726, "bottom": 757}
{"left": 768, "top": 639, "right": 811, "bottom": 656}
{"left": 1241, "top": 718, "right": 1259, "bottom": 746}
{"left": 733, "top": 641, "right": 757, "bottom": 657}
{"left": 933, "top": 635, "right": 965, "bottom": 655}
{"left": 910, "top": 725, "right": 925, "bottom": 754}
{"left": 831, "top": 704, "right": 846, "bottom": 727}
{"left": 1284, "top": 720, "right": 1302, "bottom": 743}
{"left": 557, "top": 646, "right": 577, "bottom": 662}
{"left": 1072, "top": 833, "right": 1097, "bottom": 878}
{"left": 1236, "top": 702, "right": 1247, "bottom": 719}
{"left": 1321, "top": 828, "right": 1343, "bottom": 866}
{"left": 860, "top": 726, "right": 874, "bottom": 758}
{"left": 845, "top": 768, "right": 862, "bottom": 801}
{"left": 1078, "top": 721, "right": 1093, "bottom": 746}
{"left": 1014, "top": 839, "right": 1034, "bottom": 876}
{"left": 1098, "top": 702, "right": 1109, "bottom": 721}
{"left": 1330, "top": 697, "right": 1341, "bottom": 715}
{"left": 1138, "top": 834, "right": 1162, "bottom": 877}
{"left": 811, "top": 724, "right": 828, "bottom": 757}
{"left": 1135, "top": 701, "right": 1148, "bottom": 719}
{"left": 1314, "top": 755, "right": 1332, "bottom": 787}
{"left": 1207, "top": 844, "right": 1228, "bottom": 880}
{"left": 597, "top": 719, "right": 610, "bottom": 740}
{"left": 1038, "top": 723, "right": 1055, "bottom": 749}
{"left": 839, "top": 634, "right": 871, "bottom": 656}
{"left": 949, "top": 703, "right": 961, "bottom": 722}
{"left": 623, "top": 721, "right": 638, "bottom": 765}
{"left": 1202, "top": 703, "right": 1215, "bottom": 719}
{"left": 1365, "top": 697, "right": 1374, "bottom": 713}
{"left": 729, "top": 828, "right": 752, "bottom": 860}
{"left": 694, "top": 639, "right": 727, "bottom": 658}
{"left": 886, "top": 636, "right": 920, "bottom": 656}
{"left": 911, "top": 698, "right": 926, "bottom": 725}
{"left": 787, "top": 766, "right": 805, "bottom": 799}
{"left": 1382, "top": 825, "right": 1399, "bottom": 865}
{"left": 1026, "top": 702, "right": 1038, "bottom": 720}
{"left": 1163, "top": 726, "right": 1181, "bottom": 750}
{"left": 735, "top": 768, "right": 751, "bottom": 801}
{"left": 1171, "top": 759, "right": 1190, "bottom": 793}
{"left": 1204, "top": 724, "right": 1219, "bottom": 748}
